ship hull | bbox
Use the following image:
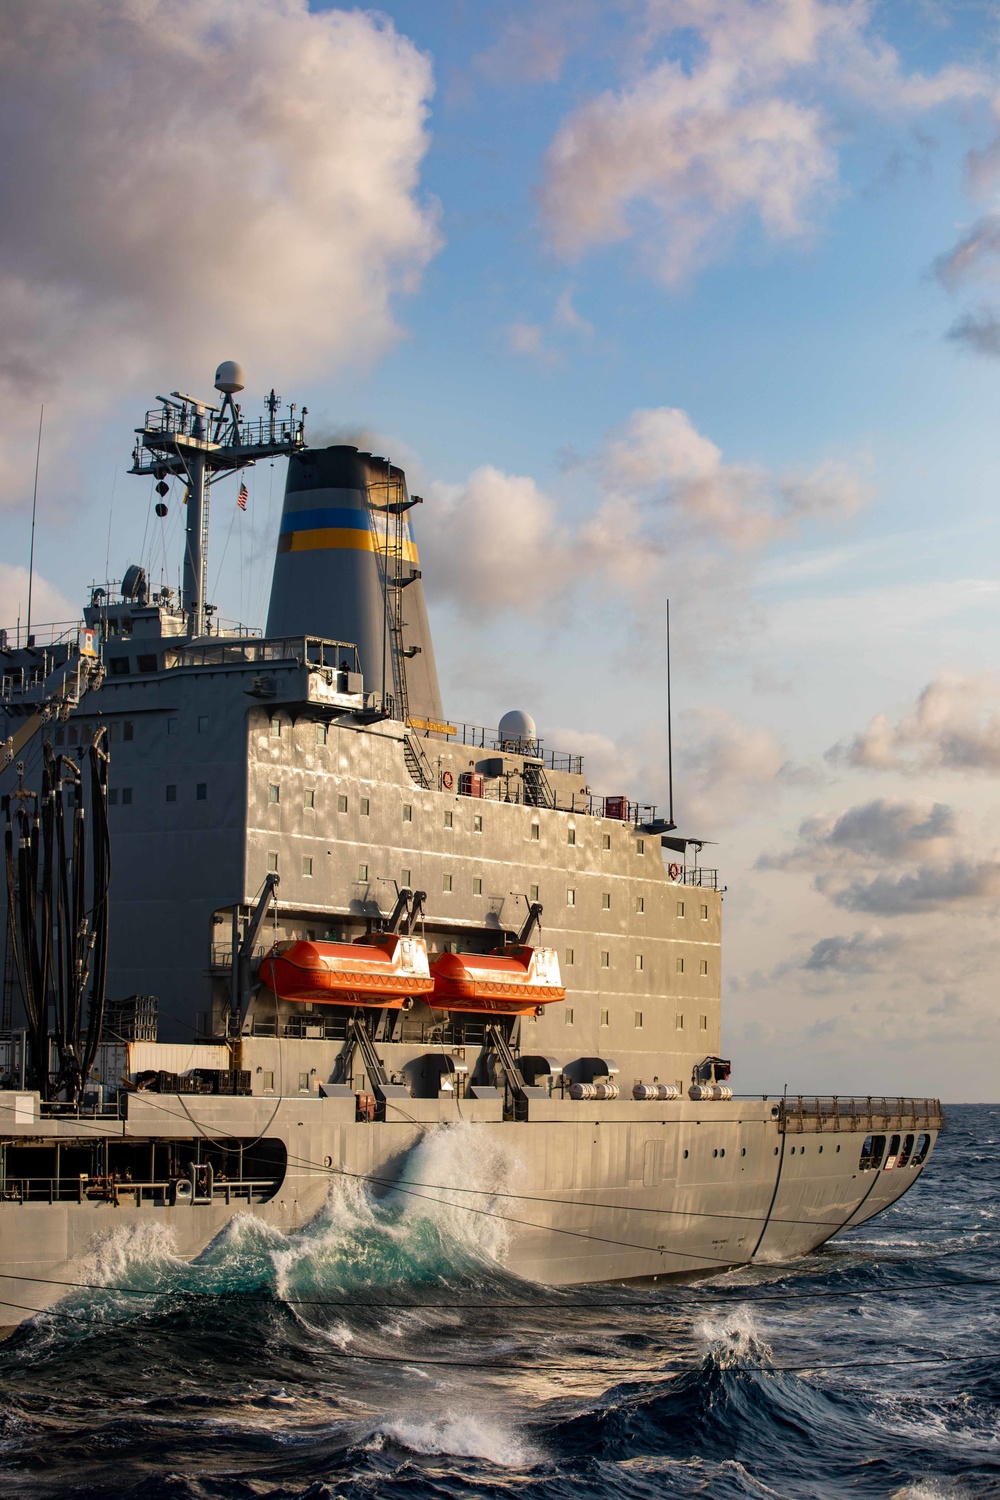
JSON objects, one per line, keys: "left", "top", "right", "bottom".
{"left": 0, "top": 1093, "right": 940, "bottom": 1331}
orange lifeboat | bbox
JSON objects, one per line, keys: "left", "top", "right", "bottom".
{"left": 430, "top": 945, "right": 565, "bottom": 1015}
{"left": 259, "top": 933, "right": 433, "bottom": 1008}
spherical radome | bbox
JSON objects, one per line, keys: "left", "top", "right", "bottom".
{"left": 214, "top": 360, "right": 245, "bottom": 394}
{"left": 499, "top": 709, "right": 536, "bottom": 744}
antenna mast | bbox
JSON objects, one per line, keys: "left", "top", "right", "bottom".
{"left": 666, "top": 598, "right": 674, "bottom": 826}
{"left": 26, "top": 404, "right": 44, "bottom": 644}
{"left": 129, "top": 362, "right": 306, "bottom": 638}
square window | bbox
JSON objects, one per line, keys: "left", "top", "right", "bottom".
{"left": 700, "top": 904, "right": 709, "bottom": 920}
{"left": 474, "top": 814, "right": 483, "bottom": 832}
{"left": 600, "top": 1008, "right": 609, "bottom": 1026}
{"left": 316, "top": 723, "right": 328, "bottom": 745}
{"left": 676, "top": 957, "right": 685, "bottom": 974}
{"left": 109, "top": 722, "right": 120, "bottom": 743}
{"left": 635, "top": 896, "right": 644, "bottom": 914}
{"left": 55, "top": 726, "right": 65, "bottom": 745}
{"left": 567, "top": 827, "right": 576, "bottom": 845}
{"left": 261, "top": 1070, "right": 275, "bottom": 1094}
{"left": 269, "top": 718, "right": 281, "bottom": 738}
{"left": 473, "top": 877, "right": 482, "bottom": 895}
{"left": 530, "top": 884, "right": 539, "bottom": 902}
{"left": 401, "top": 868, "right": 411, "bottom": 887}
{"left": 675, "top": 1013, "right": 684, "bottom": 1030}
{"left": 302, "top": 856, "right": 313, "bottom": 876}
{"left": 636, "top": 839, "right": 644, "bottom": 855}
{"left": 444, "top": 811, "right": 453, "bottom": 829}
{"left": 298, "top": 1072, "right": 310, "bottom": 1092}
{"left": 360, "top": 797, "right": 370, "bottom": 816}
{"left": 121, "top": 787, "right": 132, "bottom": 806}
{"left": 402, "top": 803, "right": 412, "bottom": 822}
{"left": 443, "top": 873, "right": 453, "bottom": 892}
{"left": 267, "top": 852, "right": 278, "bottom": 873}
{"left": 565, "top": 948, "right": 574, "bottom": 965}
{"left": 198, "top": 715, "right": 208, "bottom": 734}
{"left": 123, "top": 721, "right": 134, "bottom": 742}
{"left": 566, "top": 888, "right": 576, "bottom": 906}
{"left": 699, "top": 1014, "right": 708, "bottom": 1031}
{"left": 337, "top": 794, "right": 348, "bottom": 813}
{"left": 268, "top": 783, "right": 280, "bottom": 803}
{"left": 196, "top": 783, "right": 207, "bottom": 801}
{"left": 167, "top": 717, "right": 178, "bottom": 735}
{"left": 600, "top": 950, "right": 610, "bottom": 968}
{"left": 530, "top": 822, "right": 540, "bottom": 841}
{"left": 602, "top": 892, "right": 611, "bottom": 910}
{"left": 602, "top": 833, "right": 611, "bottom": 850}
{"left": 358, "top": 863, "right": 369, "bottom": 881}
{"left": 634, "top": 953, "right": 643, "bottom": 971}
{"left": 699, "top": 959, "right": 708, "bottom": 976}
{"left": 565, "top": 1008, "right": 574, "bottom": 1025}
{"left": 304, "top": 789, "right": 315, "bottom": 809}
{"left": 108, "top": 788, "right": 118, "bottom": 806}
{"left": 677, "top": 901, "right": 685, "bottom": 918}
{"left": 165, "top": 784, "right": 177, "bottom": 803}
{"left": 634, "top": 1011, "right": 643, "bottom": 1028}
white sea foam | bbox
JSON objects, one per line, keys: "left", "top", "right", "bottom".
{"left": 368, "top": 1409, "right": 537, "bottom": 1466}
{"left": 694, "top": 1305, "right": 773, "bottom": 1368}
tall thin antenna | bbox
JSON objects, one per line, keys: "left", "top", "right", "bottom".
{"left": 26, "top": 404, "right": 44, "bottom": 642}
{"left": 105, "top": 465, "right": 118, "bottom": 582}
{"left": 666, "top": 597, "right": 674, "bottom": 827}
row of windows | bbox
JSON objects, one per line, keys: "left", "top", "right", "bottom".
{"left": 563, "top": 1009, "right": 709, "bottom": 1028}
{"left": 109, "top": 783, "right": 208, "bottom": 805}
{"left": 53, "top": 720, "right": 134, "bottom": 746}
{"left": 265, "top": 777, "right": 650, "bottom": 857}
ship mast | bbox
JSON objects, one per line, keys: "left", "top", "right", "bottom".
{"left": 130, "top": 361, "right": 306, "bottom": 638}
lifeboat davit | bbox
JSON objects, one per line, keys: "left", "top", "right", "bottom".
{"left": 430, "top": 945, "right": 565, "bottom": 1015}
{"left": 259, "top": 933, "right": 433, "bottom": 1008}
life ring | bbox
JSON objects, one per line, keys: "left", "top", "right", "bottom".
{"left": 668, "top": 862, "right": 681, "bottom": 880}
{"left": 442, "top": 770, "right": 454, "bottom": 789}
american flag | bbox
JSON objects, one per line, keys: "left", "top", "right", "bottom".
{"left": 237, "top": 481, "right": 248, "bottom": 511}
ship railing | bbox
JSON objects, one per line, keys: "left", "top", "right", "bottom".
{"left": 0, "top": 1176, "right": 279, "bottom": 1206}
{"left": 0, "top": 620, "right": 86, "bottom": 652}
{"left": 210, "top": 944, "right": 267, "bottom": 970}
{"left": 416, "top": 719, "right": 585, "bottom": 775}
{"left": 40, "top": 1098, "right": 125, "bottom": 1120}
{"left": 780, "top": 1096, "right": 945, "bottom": 1133}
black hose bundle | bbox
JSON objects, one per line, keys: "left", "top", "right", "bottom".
{"left": 2, "top": 726, "right": 110, "bottom": 1099}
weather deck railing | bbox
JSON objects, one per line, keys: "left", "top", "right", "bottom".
{"left": 0, "top": 1176, "right": 279, "bottom": 1206}
{"left": 780, "top": 1096, "right": 944, "bottom": 1133}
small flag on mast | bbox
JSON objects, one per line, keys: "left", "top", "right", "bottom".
{"left": 237, "top": 481, "right": 248, "bottom": 511}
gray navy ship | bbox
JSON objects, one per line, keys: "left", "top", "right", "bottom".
{"left": 0, "top": 363, "right": 943, "bottom": 1331}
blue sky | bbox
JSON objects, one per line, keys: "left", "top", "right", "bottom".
{"left": 5, "top": 1, "right": 1000, "bottom": 1097}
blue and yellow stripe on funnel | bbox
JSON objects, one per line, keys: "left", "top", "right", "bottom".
{"left": 276, "top": 505, "right": 419, "bottom": 564}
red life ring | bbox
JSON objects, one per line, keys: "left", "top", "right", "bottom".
{"left": 442, "top": 770, "right": 454, "bottom": 790}
{"left": 668, "top": 862, "right": 681, "bottom": 880}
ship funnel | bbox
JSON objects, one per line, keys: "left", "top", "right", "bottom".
{"left": 265, "top": 445, "right": 443, "bottom": 724}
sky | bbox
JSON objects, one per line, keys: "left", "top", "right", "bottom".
{"left": 4, "top": 0, "right": 1000, "bottom": 1099}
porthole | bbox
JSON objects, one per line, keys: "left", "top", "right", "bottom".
{"left": 790, "top": 1146, "right": 795, "bottom": 1155}
{"left": 774, "top": 1146, "right": 779, "bottom": 1155}
{"left": 818, "top": 1145, "right": 823, "bottom": 1153}
{"left": 741, "top": 1147, "right": 746, "bottom": 1157}
{"left": 683, "top": 1149, "right": 689, "bottom": 1159}
{"left": 712, "top": 1148, "right": 718, "bottom": 1158}
{"left": 720, "top": 1148, "right": 725, "bottom": 1158}
{"left": 836, "top": 1144, "right": 841, "bottom": 1153}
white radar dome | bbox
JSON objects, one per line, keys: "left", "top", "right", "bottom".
{"left": 499, "top": 709, "right": 536, "bottom": 745}
{"left": 214, "top": 360, "right": 245, "bottom": 394}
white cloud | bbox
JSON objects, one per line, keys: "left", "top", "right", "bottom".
{"left": 421, "top": 466, "right": 568, "bottom": 617}
{"left": 831, "top": 672, "right": 1000, "bottom": 774}
{"left": 540, "top": 0, "right": 984, "bottom": 280}
{"left": 826, "top": 859, "right": 1000, "bottom": 915}
{"left": 801, "top": 928, "right": 901, "bottom": 973}
{"left": 0, "top": 0, "right": 439, "bottom": 505}
{"left": 0, "top": 565, "right": 77, "bottom": 632}
{"left": 759, "top": 797, "right": 957, "bottom": 869}
{"left": 676, "top": 707, "right": 798, "bottom": 831}
{"left": 420, "top": 405, "right": 869, "bottom": 632}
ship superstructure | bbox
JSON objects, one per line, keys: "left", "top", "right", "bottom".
{"left": 0, "top": 367, "right": 943, "bottom": 1329}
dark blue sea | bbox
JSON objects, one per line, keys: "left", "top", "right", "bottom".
{"left": 0, "top": 1103, "right": 996, "bottom": 1499}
